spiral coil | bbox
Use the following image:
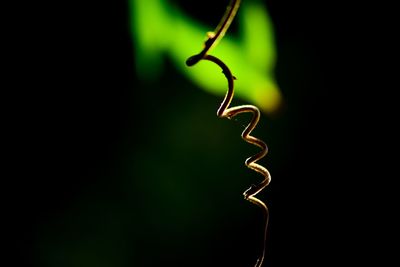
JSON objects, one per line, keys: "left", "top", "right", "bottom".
{"left": 186, "top": 1, "right": 271, "bottom": 266}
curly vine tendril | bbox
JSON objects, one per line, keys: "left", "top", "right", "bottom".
{"left": 186, "top": 1, "right": 271, "bottom": 266}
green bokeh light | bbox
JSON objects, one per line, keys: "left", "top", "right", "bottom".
{"left": 130, "top": 0, "right": 282, "bottom": 114}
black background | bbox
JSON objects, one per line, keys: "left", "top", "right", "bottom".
{"left": 7, "top": 0, "right": 390, "bottom": 266}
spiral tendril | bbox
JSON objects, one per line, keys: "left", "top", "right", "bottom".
{"left": 186, "top": 1, "right": 271, "bottom": 266}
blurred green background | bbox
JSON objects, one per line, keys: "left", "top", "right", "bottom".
{"left": 9, "top": 0, "right": 381, "bottom": 266}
